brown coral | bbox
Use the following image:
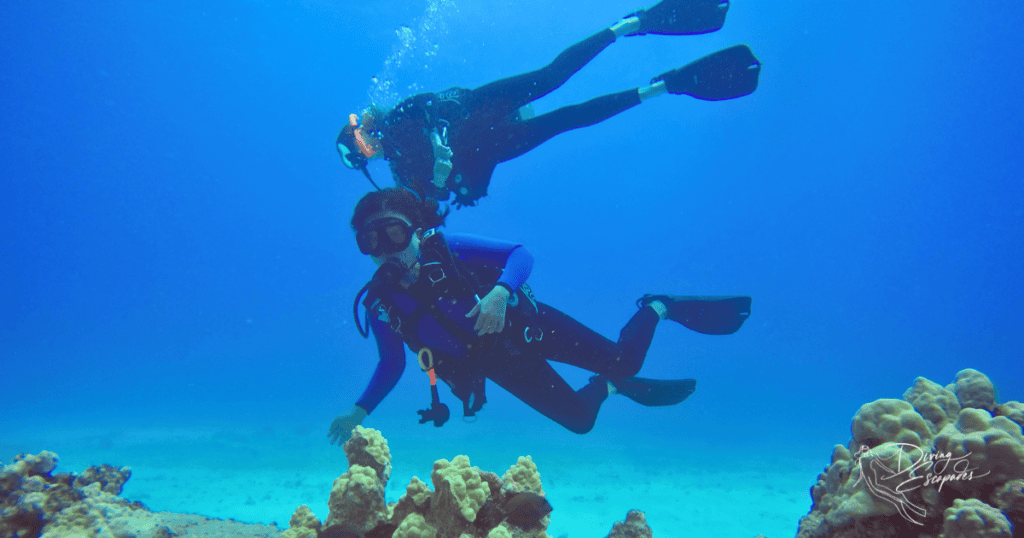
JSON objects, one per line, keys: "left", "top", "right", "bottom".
{"left": 343, "top": 426, "right": 392, "bottom": 483}
{"left": 932, "top": 408, "right": 1024, "bottom": 493}
{"left": 390, "top": 476, "right": 433, "bottom": 527}
{"left": 0, "top": 452, "right": 176, "bottom": 538}
{"left": 500, "top": 456, "right": 544, "bottom": 496}
{"left": 605, "top": 510, "right": 652, "bottom": 538}
{"left": 938, "top": 498, "right": 1011, "bottom": 538}
{"left": 903, "top": 377, "right": 960, "bottom": 433}
{"left": 429, "top": 456, "right": 490, "bottom": 524}
{"left": 798, "top": 370, "right": 1024, "bottom": 538}
{"left": 357, "top": 448, "right": 554, "bottom": 538}
{"left": 325, "top": 464, "right": 389, "bottom": 532}
{"left": 850, "top": 398, "right": 933, "bottom": 450}
{"left": 995, "top": 401, "right": 1024, "bottom": 429}
{"left": 72, "top": 464, "right": 131, "bottom": 495}
{"left": 281, "top": 505, "right": 321, "bottom": 538}
{"left": 946, "top": 368, "right": 996, "bottom": 412}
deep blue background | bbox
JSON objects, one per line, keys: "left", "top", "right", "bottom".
{"left": 3, "top": 0, "right": 1022, "bottom": 456}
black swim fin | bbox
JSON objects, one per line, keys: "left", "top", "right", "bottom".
{"left": 598, "top": 376, "right": 697, "bottom": 406}
{"left": 626, "top": 0, "right": 730, "bottom": 36}
{"left": 638, "top": 295, "right": 751, "bottom": 335}
{"left": 652, "top": 44, "right": 761, "bottom": 101}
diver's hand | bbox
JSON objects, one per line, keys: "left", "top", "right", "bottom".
{"left": 432, "top": 158, "right": 452, "bottom": 189}
{"left": 466, "top": 286, "right": 510, "bottom": 336}
{"left": 430, "top": 130, "right": 453, "bottom": 189}
{"left": 430, "top": 130, "right": 453, "bottom": 160}
{"left": 328, "top": 405, "right": 368, "bottom": 446}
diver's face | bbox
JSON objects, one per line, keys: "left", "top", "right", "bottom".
{"left": 369, "top": 231, "right": 422, "bottom": 270}
{"left": 363, "top": 212, "right": 422, "bottom": 271}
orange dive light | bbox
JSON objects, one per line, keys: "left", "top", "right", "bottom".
{"left": 349, "top": 113, "right": 380, "bottom": 159}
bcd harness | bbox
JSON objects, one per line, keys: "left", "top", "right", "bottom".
{"left": 357, "top": 229, "right": 542, "bottom": 425}
{"left": 379, "top": 88, "right": 489, "bottom": 206}
{"left": 379, "top": 88, "right": 469, "bottom": 163}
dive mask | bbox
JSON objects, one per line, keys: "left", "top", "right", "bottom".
{"left": 356, "top": 217, "right": 415, "bottom": 256}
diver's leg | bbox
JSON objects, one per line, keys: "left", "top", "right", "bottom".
{"left": 610, "top": 16, "right": 642, "bottom": 37}
{"left": 492, "top": 88, "right": 642, "bottom": 163}
{"left": 471, "top": 29, "right": 617, "bottom": 112}
{"left": 530, "top": 302, "right": 660, "bottom": 379}
{"left": 532, "top": 304, "right": 703, "bottom": 409}
{"left": 485, "top": 354, "right": 610, "bottom": 434}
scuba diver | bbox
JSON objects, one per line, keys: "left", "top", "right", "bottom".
{"left": 336, "top": 0, "right": 762, "bottom": 207}
{"left": 327, "top": 188, "right": 752, "bottom": 441}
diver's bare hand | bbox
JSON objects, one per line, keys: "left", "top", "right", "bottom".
{"left": 328, "top": 405, "right": 368, "bottom": 446}
{"left": 432, "top": 158, "right": 452, "bottom": 188}
{"left": 466, "top": 286, "right": 510, "bottom": 336}
{"left": 430, "top": 130, "right": 454, "bottom": 160}
{"left": 430, "top": 130, "right": 454, "bottom": 189}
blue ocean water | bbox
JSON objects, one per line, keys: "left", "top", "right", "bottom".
{"left": 2, "top": 0, "right": 1022, "bottom": 536}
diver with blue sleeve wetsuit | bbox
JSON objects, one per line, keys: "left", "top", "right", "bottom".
{"left": 327, "top": 188, "right": 753, "bottom": 442}
{"left": 352, "top": 232, "right": 535, "bottom": 418}
{"left": 336, "top": 0, "right": 762, "bottom": 208}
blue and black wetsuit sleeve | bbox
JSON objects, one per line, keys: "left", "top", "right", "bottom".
{"left": 355, "top": 316, "right": 406, "bottom": 414}
{"left": 446, "top": 233, "right": 534, "bottom": 291}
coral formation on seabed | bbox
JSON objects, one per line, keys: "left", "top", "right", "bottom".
{"left": 284, "top": 426, "right": 588, "bottom": 538}
{"left": 0, "top": 424, "right": 651, "bottom": 538}
{"left": 796, "top": 368, "right": 1023, "bottom": 538}
{"left": 0, "top": 450, "right": 282, "bottom": 538}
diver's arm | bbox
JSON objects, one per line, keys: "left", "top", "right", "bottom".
{"left": 496, "top": 246, "right": 533, "bottom": 291}
{"left": 449, "top": 233, "right": 535, "bottom": 335}
{"left": 354, "top": 316, "right": 407, "bottom": 413}
{"left": 446, "top": 233, "right": 534, "bottom": 291}
{"left": 329, "top": 311, "right": 407, "bottom": 445}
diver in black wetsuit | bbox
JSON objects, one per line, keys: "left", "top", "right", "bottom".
{"left": 327, "top": 188, "right": 753, "bottom": 441}
{"left": 336, "top": 0, "right": 762, "bottom": 207}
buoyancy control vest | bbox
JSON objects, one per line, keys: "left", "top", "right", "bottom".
{"left": 361, "top": 229, "right": 542, "bottom": 421}
{"left": 381, "top": 88, "right": 470, "bottom": 149}
{"left": 378, "top": 88, "right": 474, "bottom": 202}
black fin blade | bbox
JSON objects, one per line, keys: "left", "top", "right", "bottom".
{"left": 614, "top": 377, "right": 697, "bottom": 407}
{"left": 659, "top": 45, "right": 762, "bottom": 101}
{"left": 669, "top": 295, "right": 751, "bottom": 334}
{"left": 642, "top": 0, "right": 730, "bottom": 36}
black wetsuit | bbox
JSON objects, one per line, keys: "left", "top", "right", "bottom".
{"left": 480, "top": 303, "right": 659, "bottom": 434}
{"left": 356, "top": 232, "right": 660, "bottom": 434}
{"left": 378, "top": 29, "right": 640, "bottom": 207}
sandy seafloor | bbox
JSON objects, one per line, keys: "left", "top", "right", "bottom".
{"left": 2, "top": 410, "right": 824, "bottom": 538}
